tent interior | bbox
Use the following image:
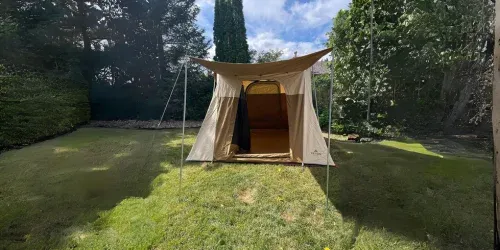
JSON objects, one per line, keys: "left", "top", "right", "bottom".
{"left": 232, "top": 80, "right": 290, "bottom": 159}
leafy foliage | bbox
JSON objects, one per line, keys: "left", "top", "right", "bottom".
{"left": 0, "top": 73, "right": 89, "bottom": 149}
{"left": 251, "top": 49, "right": 284, "bottom": 63}
{"left": 0, "top": 0, "right": 213, "bottom": 147}
{"left": 89, "top": 0, "right": 213, "bottom": 120}
{"left": 322, "top": 0, "right": 493, "bottom": 136}
{"left": 213, "top": 0, "right": 251, "bottom": 63}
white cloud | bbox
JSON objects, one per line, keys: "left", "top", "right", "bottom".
{"left": 242, "top": 0, "right": 289, "bottom": 23}
{"left": 207, "top": 46, "right": 216, "bottom": 59}
{"left": 195, "top": 0, "right": 350, "bottom": 60}
{"left": 290, "top": 0, "right": 348, "bottom": 27}
{"left": 248, "top": 32, "right": 323, "bottom": 59}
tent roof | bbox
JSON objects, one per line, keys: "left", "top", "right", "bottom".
{"left": 190, "top": 48, "right": 332, "bottom": 77}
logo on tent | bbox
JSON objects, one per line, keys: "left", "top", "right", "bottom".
{"left": 310, "top": 150, "right": 322, "bottom": 156}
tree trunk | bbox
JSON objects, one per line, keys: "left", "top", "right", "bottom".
{"left": 493, "top": 0, "right": 500, "bottom": 247}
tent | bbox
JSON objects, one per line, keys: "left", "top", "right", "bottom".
{"left": 186, "top": 48, "right": 335, "bottom": 166}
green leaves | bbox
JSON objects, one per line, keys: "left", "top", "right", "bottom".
{"left": 213, "top": 0, "right": 251, "bottom": 63}
{"left": 324, "top": 0, "right": 493, "bottom": 134}
{"left": 0, "top": 74, "right": 90, "bottom": 149}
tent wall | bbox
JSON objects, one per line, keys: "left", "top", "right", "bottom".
{"left": 213, "top": 75, "right": 241, "bottom": 160}
{"left": 302, "top": 69, "right": 334, "bottom": 165}
{"left": 187, "top": 66, "right": 334, "bottom": 166}
{"left": 186, "top": 95, "right": 217, "bottom": 161}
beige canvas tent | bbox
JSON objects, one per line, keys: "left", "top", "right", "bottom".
{"left": 186, "top": 48, "right": 335, "bottom": 166}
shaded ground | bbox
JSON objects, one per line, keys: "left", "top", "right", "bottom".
{"left": 0, "top": 128, "right": 493, "bottom": 249}
{"left": 416, "top": 136, "right": 492, "bottom": 160}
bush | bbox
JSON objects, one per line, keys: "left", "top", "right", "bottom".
{"left": 0, "top": 74, "right": 90, "bottom": 149}
{"left": 90, "top": 73, "right": 213, "bottom": 121}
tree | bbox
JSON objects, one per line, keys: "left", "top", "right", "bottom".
{"left": 325, "top": 0, "right": 493, "bottom": 135}
{"left": 0, "top": 0, "right": 212, "bottom": 121}
{"left": 252, "top": 49, "right": 283, "bottom": 63}
{"left": 213, "top": 0, "right": 250, "bottom": 63}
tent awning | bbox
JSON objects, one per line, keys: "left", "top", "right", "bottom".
{"left": 190, "top": 48, "right": 332, "bottom": 77}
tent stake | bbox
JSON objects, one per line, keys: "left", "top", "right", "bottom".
{"left": 180, "top": 62, "right": 188, "bottom": 198}
{"left": 326, "top": 50, "right": 334, "bottom": 212}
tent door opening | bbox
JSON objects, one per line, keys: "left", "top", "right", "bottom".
{"left": 235, "top": 80, "right": 290, "bottom": 156}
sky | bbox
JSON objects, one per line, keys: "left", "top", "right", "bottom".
{"left": 194, "top": 0, "right": 351, "bottom": 60}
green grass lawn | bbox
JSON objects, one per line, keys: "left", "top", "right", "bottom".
{"left": 0, "top": 128, "right": 493, "bottom": 249}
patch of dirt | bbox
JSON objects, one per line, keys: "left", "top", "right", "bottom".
{"left": 237, "top": 188, "right": 256, "bottom": 204}
{"left": 281, "top": 211, "right": 295, "bottom": 222}
{"left": 86, "top": 120, "right": 202, "bottom": 129}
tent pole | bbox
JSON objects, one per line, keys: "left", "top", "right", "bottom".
{"left": 180, "top": 62, "right": 187, "bottom": 197}
{"left": 158, "top": 63, "right": 185, "bottom": 127}
{"left": 326, "top": 50, "right": 334, "bottom": 212}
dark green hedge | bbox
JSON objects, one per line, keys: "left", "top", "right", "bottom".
{"left": 0, "top": 75, "right": 90, "bottom": 149}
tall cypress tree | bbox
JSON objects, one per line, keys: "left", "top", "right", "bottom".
{"left": 213, "top": 0, "right": 250, "bottom": 63}
{"left": 231, "top": 0, "right": 250, "bottom": 63}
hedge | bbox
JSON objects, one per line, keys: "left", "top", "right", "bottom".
{"left": 0, "top": 75, "right": 90, "bottom": 149}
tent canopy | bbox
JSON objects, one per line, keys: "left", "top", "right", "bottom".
{"left": 190, "top": 48, "right": 332, "bottom": 78}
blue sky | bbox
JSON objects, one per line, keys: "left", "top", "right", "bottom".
{"left": 195, "top": 0, "right": 351, "bottom": 60}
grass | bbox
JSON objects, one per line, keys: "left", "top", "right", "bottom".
{"left": 0, "top": 128, "right": 493, "bottom": 249}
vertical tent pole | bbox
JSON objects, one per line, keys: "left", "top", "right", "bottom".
{"left": 326, "top": 50, "right": 334, "bottom": 211}
{"left": 180, "top": 61, "right": 187, "bottom": 196}
{"left": 367, "top": 0, "right": 374, "bottom": 122}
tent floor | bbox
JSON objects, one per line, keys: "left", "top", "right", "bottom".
{"left": 231, "top": 129, "right": 292, "bottom": 163}
{"left": 247, "top": 129, "right": 290, "bottom": 154}
{"left": 227, "top": 157, "right": 295, "bottom": 164}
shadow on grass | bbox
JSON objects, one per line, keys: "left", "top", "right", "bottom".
{"left": 310, "top": 139, "right": 493, "bottom": 250}
{"left": 0, "top": 128, "right": 196, "bottom": 249}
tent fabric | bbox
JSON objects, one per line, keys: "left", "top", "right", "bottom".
{"left": 190, "top": 48, "right": 332, "bottom": 78}
{"left": 231, "top": 88, "right": 251, "bottom": 151}
{"left": 187, "top": 48, "right": 334, "bottom": 166}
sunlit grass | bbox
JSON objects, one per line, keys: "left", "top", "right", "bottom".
{"left": 0, "top": 128, "right": 492, "bottom": 249}
{"left": 379, "top": 140, "right": 444, "bottom": 158}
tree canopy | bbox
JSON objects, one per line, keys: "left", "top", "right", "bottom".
{"left": 319, "top": 0, "right": 493, "bottom": 135}
{"left": 0, "top": 0, "right": 213, "bottom": 121}
{"left": 213, "top": 0, "right": 251, "bottom": 63}
{"left": 251, "top": 49, "right": 284, "bottom": 63}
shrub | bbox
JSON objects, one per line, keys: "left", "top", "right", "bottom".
{"left": 0, "top": 74, "right": 90, "bottom": 149}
